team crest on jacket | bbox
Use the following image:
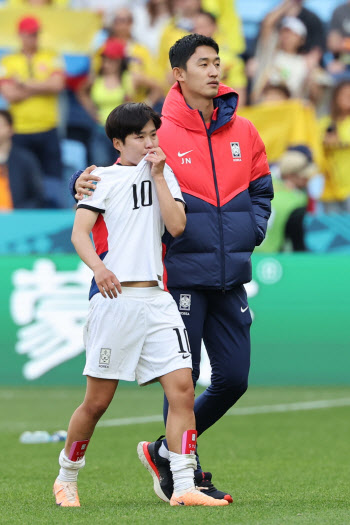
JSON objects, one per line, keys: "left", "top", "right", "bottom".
{"left": 230, "top": 142, "right": 242, "bottom": 161}
{"left": 179, "top": 294, "right": 191, "bottom": 314}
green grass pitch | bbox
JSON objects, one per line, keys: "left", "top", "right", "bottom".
{"left": 1, "top": 384, "right": 349, "bottom": 524}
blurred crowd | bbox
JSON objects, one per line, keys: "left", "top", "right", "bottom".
{"left": 0, "top": 0, "right": 350, "bottom": 252}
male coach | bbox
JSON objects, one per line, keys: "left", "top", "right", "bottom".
{"left": 71, "top": 34, "right": 274, "bottom": 503}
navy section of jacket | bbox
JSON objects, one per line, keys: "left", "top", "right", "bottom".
{"left": 163, "top": 181, "right": 273, "bottom": 290}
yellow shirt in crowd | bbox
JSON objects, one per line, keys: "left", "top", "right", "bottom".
{"left": 91, "top": 72, "right": 133, "bottom": 125}
{"left": 8, "top": 0, "right": 69, "bottom": 6}
{"left": 319, "top": 115, "right": 350, "bottom": 202}
{"left": 127, "top": 41, "right": 164, "bottom": 101}
{"left": 0, "top": 50, "right": 63, "bottom": 134}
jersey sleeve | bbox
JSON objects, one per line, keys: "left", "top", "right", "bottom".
{"left": 163, "top": 164, "right": 186, "bottom": 208}
{"left": 76, "top": 168, "right": 110, "bottom": 213}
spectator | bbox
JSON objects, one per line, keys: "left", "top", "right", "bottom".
{"left": 158, "top": 0, "right": 246, "bottom": 91}
{"left": 70, "top": 0, "right": 127, "bottom": 25}
{"left": 327, "top": 1, "right": 350, "bottom": 75}
{"left": 319, "top": 79, "right": 350, "bottom": 212}
{"left": 77, "top": 38, "right": 132, "bottom": 166}
{"left": 9, "top": 0, "right": 68, "bottom": 5}
{"left": 201, "top": 0, "right": 246, "bottom": 55}
{"left": 193, "top": 10, "right": 247, "bottom": 105}
{"left": 0, "top": 15, "right": 65, "bottom": 207}
{"left": 285, "top": 0, "right": 325, "bottom": 56}
{"left": 0, "top": 109, "right": 45, "bottom": 209}
{"left": 132, "top": 0, "right": 173, "bottom": 57}
{"left": 109, "top": 7, "right": 164, "bottom": 107}
{"left": 255, "top": 1, "right": 325, "bottom": 59}
{"left": 157, "top": 0, "right": 202, "bottom": 86}
{"left": 256, "top": 145, "right": 318, "bottom": 253}
{"left": 9, "top": 0, "right": 65, "bottom": 7}
{"left": 259, "top": 82, "right": 291, "bottom": 104}
{"left": 250, "top": 14, "right": 319, "bottom": 101}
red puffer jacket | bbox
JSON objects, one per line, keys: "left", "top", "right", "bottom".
{"left": 159, "top": 83, "right": 274, "bottom": 290}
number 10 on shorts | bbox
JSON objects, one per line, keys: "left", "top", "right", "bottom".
{"left": 173, "top": 327, "right": 191, "bottom": 358}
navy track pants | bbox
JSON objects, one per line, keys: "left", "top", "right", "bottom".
{"left": 164, "top": 286, "right": 252, "bottom": 437}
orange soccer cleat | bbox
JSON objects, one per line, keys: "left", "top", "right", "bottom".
{"left": 53, "top": 479, "right": 80, "bottom": 507}
{"left": 170, "top": 488, "right": 229, "bottom": 507}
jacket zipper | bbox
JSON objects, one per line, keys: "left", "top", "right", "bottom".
{"left": 201, "top": 115, "right": 226, "bottom": 291}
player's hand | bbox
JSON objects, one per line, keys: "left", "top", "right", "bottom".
{"left": 94, "top": 266, "right": 122, "bottom": 299}
{"left": 75, "top": 165, "right": 100, "bottom": 201}
{"left": 145, "top": 147, "right": 166, "bottom": 179}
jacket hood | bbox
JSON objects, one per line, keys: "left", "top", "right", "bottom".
{"left": 161, "top": 82, "right": 239, "bottom": 133}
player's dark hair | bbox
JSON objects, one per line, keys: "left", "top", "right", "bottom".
{"left": 0, "top": 109, "right": 13, "bottom": 126}
{"left": 105, "top": 102, "right": 161, "bottom": 143}
{"left": 169, "top": 33, "right": 219, "bottom": 70}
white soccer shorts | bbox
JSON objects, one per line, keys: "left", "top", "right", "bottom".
{"left": 83, "top": 286, "right": 192, "bottom": 385}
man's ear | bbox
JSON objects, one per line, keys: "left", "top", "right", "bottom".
{"left": 173, "top": 67, "right": 186, "bottom": 82}
{"left": 113, "top": 137, "right": 122, "bottom": 151}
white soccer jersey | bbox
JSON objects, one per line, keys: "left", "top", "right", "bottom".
{"left": 76, "top": 157, "right": 185, "bottom": 298}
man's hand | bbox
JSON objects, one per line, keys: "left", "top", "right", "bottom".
{"left": 75, "top": 165, "right": 100, "bottom": 200}
{"left": 94, "top": 265, "right": 122, "bottom": 299}
{"left": 145, "top": 148, "right": 166, "bottom": 179}
{"left": 0, "top": 79, "right": 30, "bottom": 103}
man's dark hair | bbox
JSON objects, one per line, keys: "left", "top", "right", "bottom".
{"left": 169, "top": 33, "right": 219, "bottom": 70}
{"left": 262, "top": 82, "right": 291, "bottom": 99}
{"left": 0, "top": 109, "right": 13, "bottom": 126}
{"left": 105, "top": 102, "right": 161, "bottom": 143}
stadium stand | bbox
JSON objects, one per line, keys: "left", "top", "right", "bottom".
{"left": 0, "top": 0, "right": 348, "bottom": 252}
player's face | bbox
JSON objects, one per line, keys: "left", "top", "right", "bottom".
{"left": 115, "top": 119, "right": 159, "bottom": 166}
{"left": 175, "top": 46, "right": 221, "bottom": 100}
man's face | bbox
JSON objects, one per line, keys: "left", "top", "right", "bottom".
{"left": 112, "top": 9, "right": 133, "bottom": 40}
{"left": 193, "top": 14, "right": 216, "bottom": 38}
{"left": 337, "top": 84, "right": 350, "bottom": 114}
{"left": 114, "top": 119, "right": 159, "bottom": 166}
{"left": 0, "top": 115, "right": 12, "bottom": 145}
{"left": 175, "top": 45, "right": 221, "bottom": 99}
{"left": 19, "top": 31, "right": 39, "bottom": 51}
{"left": 279, "top": 27, "right": 304, "bottom": 53}
{"left": 174, "top": 0, "right": 201, "bottom": 17}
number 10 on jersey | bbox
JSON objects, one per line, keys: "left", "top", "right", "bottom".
{"left": 132, "top": 181, "right": 153, "bottom": 210}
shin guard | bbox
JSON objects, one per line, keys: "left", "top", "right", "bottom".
{"left": 181, "top": 430, "right": 197, "bottom": 455}
{"left": 68, "top": 440, "right": 90, "bottom": 462}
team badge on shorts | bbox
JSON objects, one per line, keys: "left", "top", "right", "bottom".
{"left": 99, "top": 348, "right": 111, "bottom": 368}
{"left": 179, "top": 294, "right": 191, "bottom": 313}
{"left": 230, "top": 142, "right": 242, "bottom": 161}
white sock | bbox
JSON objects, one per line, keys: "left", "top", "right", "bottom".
{"left": 158, "top": 442, "right": 170, "bottom": 460}
{"left": 57, "top": 449, "right": 85, "bottom": 482}
{"left": 169, "top": 451, "right": 196, "bottom": 495}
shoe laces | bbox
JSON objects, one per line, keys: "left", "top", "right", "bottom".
{"left": 196, "top": 472, "right": 216, "bottom": 492}
{"left": 62, "top": 482, "right": 78, "bottom": 502}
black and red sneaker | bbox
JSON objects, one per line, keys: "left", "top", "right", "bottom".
{"left": 194, "top": 471, "right": 233, "bottom": 503}
{"left": 137, "top": 436, "right": 173, "bottom": 502}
